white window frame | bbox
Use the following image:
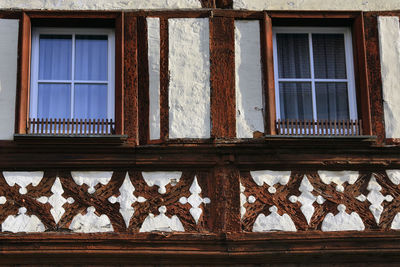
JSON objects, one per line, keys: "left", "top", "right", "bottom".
{"left": 272, "top": 27, "right": 357, "bottom": 121}
{"left": 30, "top": 27, "right": 115, "bottom": 120}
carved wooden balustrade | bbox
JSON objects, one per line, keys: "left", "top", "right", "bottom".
{"left": 27, "top": 118, "right": 115, "bottom": 135}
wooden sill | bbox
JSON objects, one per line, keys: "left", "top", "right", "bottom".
{"left": 14, "top": 134, "right": 128, "bottom": 145}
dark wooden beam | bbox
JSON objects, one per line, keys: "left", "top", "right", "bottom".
{"left": 0, "top": 232, "right": 399, "bottom": 265}
{"left": 137, "top": 16, "right": 150, "bottom": 145}
{"left": 353, "top": 12, "right": 372, "bottom": 136}
{"left": 260, "top": 13, "right": 276, "bottom": 135}
{"left": 123, "top": 13, "right": 139, "bottom": 144}
{"left": 210, "top": 16, "right": 236, "bottom": 138}
{"left": 160, "top": 18, "right": 169, "bottom": 141}
{"left": 210, "top": 164, "right": 241, "bottom": 232}
{"left": 114, "top": 12, "right": 124, "bottom": 135}
{"left": 15, "top": 12, "right": 31, "bottom": 135}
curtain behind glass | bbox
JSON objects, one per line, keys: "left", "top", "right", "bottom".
{"left": 37, "top": 83, "right": 71, "bottom": 119}
{"left": 39, "top": 35, "right": 72, "bottom": 80}
{"left": 279, "top": 82, "right": 313, "bottom": 120}
{"left": 74, "top": 84, "right": 107, "bottom": 119}
{"left": 316, "top": 83, "right": 349, "bottom": 120}
{"left": 312, "top": 34, "right": 346, "bottom": 79}
{"left": 277, "top": 33, "right": 310, "bottom": 78}
{"left": 75, "top": 35, "right": 108, "bottom": 81}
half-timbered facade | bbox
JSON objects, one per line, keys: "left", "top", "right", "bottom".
{"left": 0, "top": 0, "right": 400, "bottom": 265}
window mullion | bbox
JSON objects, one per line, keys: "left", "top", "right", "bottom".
{"left": 308, "top": 33, "right": 317, "bottom": 121}
{"left": 71, "top": 33, "right": 75, "bottom": 119}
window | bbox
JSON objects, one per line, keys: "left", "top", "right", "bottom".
{"left": 272, "top": 27, "right": 359, "bottom": 135}
{"left": 29, "top": 27, "right": 115, "bottom": 134}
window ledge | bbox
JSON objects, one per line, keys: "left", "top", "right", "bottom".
{"left": 14, "top": 134, "right": 128, "bottom": 145}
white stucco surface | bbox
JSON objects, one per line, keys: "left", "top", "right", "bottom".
{"left": 235, "top": 21, "right": 264, "bottom": 138}
{"left": 321, "top": 204, "right": 365, "bottom": 231}
{"left": 378, "top": 16, "right": 400, "bottom": 139}
{"left": 148, "top": 18, "right": 161, "bottom": 140}
{"left": 140, "top": 205, "right": 185, "bottom": 232}
{"left": 2, "top": 207, "right": 45, "bottom": 233}
{"left": 0, "top": 19, "right": 18, "bottom": 140}
{"left": 289, "top": 176, "right": 325, "bottom": 225}
{"left": 179, "top": 176, "right": 210, "bottom": 224}
{"left": 168, "top": 18, "right": 210, "bottom": 139}
{"left": 71, "top": 171, "right": 113, "bottom": 194}
{"left": 142, "top": 171, "right": 182, "bottom": 194}
{"left": 250, "top": 170, "right": 290, "bottom": 193}
{"left": 387, "top": 170, "right": 400, "bottom": 185}
{"left": 108, "top": 173, "right": 147, "bottom": 228}
{"left": 0, "top": 0, "right": 201, "bottom": 10}
{"left": 3, "top": 171, "right": 44, "bottom": 194}
{"left": 233, "top": 0, "right": 400, "bottom": 11}
{"left": 69, "top": 206, "right": 114, "bottom": 233}
{"left": 252, "top": 206, "right": 296, "bottom": 232}
{"left": 318, "top": 171, "right": 359, "bottom": 192}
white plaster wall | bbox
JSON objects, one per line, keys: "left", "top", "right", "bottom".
{"left": 0, "top": 0, "right": 201, "bottom": 10}
{"left": 378, "top": 16, "right": 400, "bottom": 139}
{"left": 235, "top": 21, "right": 264, "bottom": 138}
{"left": 168, "top": 18, "right": 210, "bottom": 139}
{"left": 234, "top": 0, "right": 400, "bottom": 11}
{"left": 0, "top": 19, "right": 18, "bottom": 140}
{"left": 148, "top": 18, "right": 161, "bottom": 140}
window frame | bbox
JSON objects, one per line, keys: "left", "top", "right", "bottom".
{"left": 262, "top": 12, "right": 372, "bottom": 136}
{"left": 272, "top": 26, "right": 357, "bottom": 121}
{"left": 16, "top": 12, "right": 124, "bottom": 136}
{"left": 30, "top": 27, "right": 116, "bottom": 121}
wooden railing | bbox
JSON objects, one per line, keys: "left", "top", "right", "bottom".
{"left": 27, "top": 118, "right": 115, "bottom": 135}
{"left": 275, "top": 119, "right": 362, "bottom": 136}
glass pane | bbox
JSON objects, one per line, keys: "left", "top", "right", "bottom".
{"left": 312, "top": 34, "right": 347, "bottom": 79}
{"left": 316, "top": 82, "right": 349, "bottom": 120}
{"left": 279, "top": 82, "right": 313, "bottom": 120}
{"left": 74, "top": 84, "right": 107, "bottom": 119}
{"left": 37, "top": 83, "right": 71, "bottom": 119}
{"left": 75, "top": 35, "right": 108, "bottom": 81}
{"left": 277, "top": 33, "right": 311, "bottom": 78}
{"left": 39, "top": 35, "right": 72, "bottom": 80}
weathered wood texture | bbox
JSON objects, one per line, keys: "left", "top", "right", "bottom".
{"left": 159, "top": 18, "right": 169, "bottom": 141}
{"left": 261, "top": 13, "right": 276, "bottom": 135}
{"left": 114, "top": 13, "right": 124, "bottom": 135}
{"left": 215, "top": 0, "right": 233, "bottom": 9}
{"left": 15, "top": 12, "right": 31, "bottom": 134}
{"left": 364, "top": 12, "right": 385, "bottom": 144}
{"left": 240, "top": 171, "right": 400, "bottom": 231}
{"left": 352, "top": 13, "right": 372, "bottom": 136}
{"left": 210, "top": 17, "right": 236, "bottom": 138}
{"left": 1, "top": 232, "right": 400, "bottom": 265}
{"left": 210, "top": 164, "right": 241, "bottom": 232}
{"left": 123, "top": 13, "right": 139, "bottom": 144}
{"left": 137, "top": 16, "right": 150, "bottom": 145}
{"left": 0, "top": 170, "right": 211, "bottom": 233}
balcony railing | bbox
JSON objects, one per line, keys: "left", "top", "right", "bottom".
{"left": 27, "top": 118, "right": 115, "bottom": 135}
{"left": 275, "top": 119, "right": 362, "bottom": 136}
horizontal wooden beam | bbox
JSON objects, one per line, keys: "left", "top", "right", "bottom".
{"left": 0, "top": 232, "right": 399, "bottom": 265}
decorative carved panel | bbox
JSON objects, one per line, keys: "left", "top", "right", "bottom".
{"left": 241, "top": 170, "right": 400, "bottom": 232}
{"left": 0, "top": 171, "right": 211, "bottom": 233}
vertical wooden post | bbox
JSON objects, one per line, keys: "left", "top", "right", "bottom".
{"left": 260, "top": 12, "right": 276, "bottom": 135}
{"left": 16, "top": 12, "right": 31, "bottom": 134}
{"left": 137, "top": 16, "right": 150, "bottom": 145}
{"left": 160, "top": 18, "right": 169, "bottom": 141}
{"left": 124, "top": 13, "right": 139, "bottom": 144}
{"left": 114, "top": 12, "right": 124, "bottom": 135}
{"left": 210, "top": 161, "right": 241, "bottom": 233}
{"left": 352, "top": 12, "right": 372, "bottom": 136}
{"left": 210, "top": 16, "right": 236, "bottom": 138}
